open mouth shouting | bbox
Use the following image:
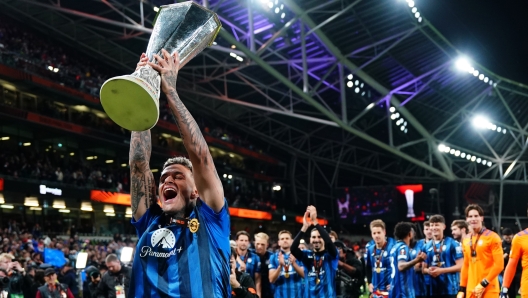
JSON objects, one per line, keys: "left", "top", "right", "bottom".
{"left": 163, "top": 186, "right": 178, "bottom": 204}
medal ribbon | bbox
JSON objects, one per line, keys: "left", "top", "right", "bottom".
{"left": 432, "top": 238, "right": 444, "bottom": 263}
{"left": 469, "top": 228, "right": 485, "bottom": 258}
{"left": 313, "top": 252, "right": 324, "bottom": 281}
{"left": 283, "top": 251, "right": 290, "bottom": 273}
{"left": 374, "top": 241, "right": 388, "bottom": 270}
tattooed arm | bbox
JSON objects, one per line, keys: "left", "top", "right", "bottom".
{"left": 129, "top": 130, "right": 157, "bottom": 220}
{"left": 149, "top": 49, "right": 224, "bottom": 212}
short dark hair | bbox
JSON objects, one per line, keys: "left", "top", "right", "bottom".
{"left": 429, "top": 215, "right": 445, "bottom": 224}
{"left": 394, "top": 222, "right": 414, "bottom": 241}
{"left": 105, "top": 254, "right": 119, "bottom": 263}
{"left": 235, "top": 231, "right": 250, "bottom": 241}
{"left": 163, "top": 156, "right": 193, "bottom": 172}
{"left": 502, "top": 228, "right": 514, "bottom": 236}
{"left": 451, "top": 220, "right": 469, "bottom": 231}
{"left": 423, "top": 221, "right": 430, "bottom": 227}
{"left": 465, "top": 204, "right": 484, "bottom": 217}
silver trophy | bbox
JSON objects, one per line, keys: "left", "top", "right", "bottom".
{"left": 100, "top": 1, "right": 221, "bottom": 131}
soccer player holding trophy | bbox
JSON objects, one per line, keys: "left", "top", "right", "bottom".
{"left": 100, "top": 3, "right": 231, "bottom": 297}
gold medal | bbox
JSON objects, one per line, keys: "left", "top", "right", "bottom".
{"left": 285, "top": 272, "right": 290, "bottom": 278}
{"left": 188, "top": 218, "right": 200, "bottom": 233}
{"left": 376, "top": 267, "right": 381, "bottom": 274}
{"left": 316, "top": 278, "right": 320, "bottom": 284}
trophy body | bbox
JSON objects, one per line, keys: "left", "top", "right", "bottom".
{"left": 100, "top": 1, "right": 221, "bottom": 131}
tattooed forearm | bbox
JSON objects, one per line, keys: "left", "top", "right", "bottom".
{"left": 167, "top": 90, "right": 215, "bottom": 169}
{"left": 129, "top": 131, "right": 152, "bottom": 171}
{"left": 129, "top": 130, "right": 154, "bottom": 215}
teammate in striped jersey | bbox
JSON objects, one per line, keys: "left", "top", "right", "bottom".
{"left": 292, "top": 205, "right": 339, "bottom": 298}
{"left": 365, "top": 219, "right": 396, "bottom": 298}
{"left": 129, "top": 51, "right": 230, "bottom": 298}
{"left": 269, "top": 230, "right": 304, "bottom": 298}
{"left": 236, "top": 231, "right": 261, "bottom": 286}
{"left": 422, "top": 215, "right": 463, "bottom": 298}
{"left": 389, "top": 222, "right": 427, "bottom": 298}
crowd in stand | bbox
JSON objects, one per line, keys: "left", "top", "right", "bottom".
{"left": 0, "top": 149, "right": 131, "bottom": 192}
{"left": 0, "top": 18, "right": 263, "bottom": 155}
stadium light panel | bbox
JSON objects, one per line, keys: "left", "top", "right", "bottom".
{"left": 347, "top": 81, "right": 353, "bottom": 88}
{"left": 390, "top": 107, "right": 396, "bottom": 113}
{"left": 472, "top": 116, "right": 489, "bottom": 129}
{"left": 455, "top": 57, "right": 471, "bottom": 72}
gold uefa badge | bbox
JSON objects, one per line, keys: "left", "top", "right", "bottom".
{"left": 188, "top": 218, "right": 200, "bottom": 233}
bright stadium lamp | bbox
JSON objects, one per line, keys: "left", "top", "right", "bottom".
{"left": 472, "top": 116, "right": 489, "bottom": 129}
{"left": 455, "top": 57, "right": 471, "bottom": 72}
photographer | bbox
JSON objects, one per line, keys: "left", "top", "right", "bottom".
{"left": 83, "top": 266, "right": 101, "bottom": 298}
{"left": 335, "top": 241, "right": 364, "bottom": 298}
{"left": 0, "top": 255, "right": 31, "bottom": 297}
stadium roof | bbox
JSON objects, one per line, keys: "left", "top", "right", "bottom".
{"left": 3, "top": 0, "right": 528, "bottom": 203}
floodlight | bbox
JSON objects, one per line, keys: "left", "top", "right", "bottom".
{"left": 281, "top": 13, "right": 285, "bottom": 18}
{"left": 473, "top": 70, "right": 479, "bottom": 77}
{"left": 408, "top": 1, "right": 414, "bottom": 7}
{"left": 482, "top": 160, "right": 487, "bottom": 165}
{"left": 418, "top": 17, "right": 422, "bottom": 23}
{"left": 460, "top": 153, "right": 466, "bottom": 158}
{"left": 400, "top": 126, "right": 405, "bottom": 131}
{"left": 76, "top": 252, "right": 88, "bottom": 269}
{"left": 497, "top": 127, "right": 502, "bottom": 132}
{"left": 366, "top": 103, "right": 375, "bottom": 110}
{"left": 503, "top": 129, "right": 507, "bottom": 134}
{"left": 472, "top": 116, "right": 489, "bottom": 129}
{"left": 444, "top": 146, "right": 450, "bottom": 153}
{"left": 347, "top": 81, "right": 353, "bottom": 88}
{"left": 471, "top": 156, "right": 476, "bottom": 162}
{"left": 484, "top": 77, "right": 489, "bottom": 83}
{"left": 466, "top": 155, "right": 471, "bottom": 160}
{"left": 455, "top": 57, "right": 471, "bottom": 72}
{"left": 487, "top": 161, "right": 492, "bottom": 167}
{"left": 455, "top": 150, "right": 460, "bottom": 156}
{"left": 390, "top": 107, "right": 396, "bottom": 113}
{"left": 121, "top": 247, "right": 134, "bottom": 263}
{"left": 355, "top": 87, "right": 360, "bottom": 93}
{"left": 449, "top": 149, "right": 455, "bottom": 154}
{"left": 412, "top": 7, "right": 417, "bottom": 13}
{"left": 274, "top": 7, "right": 279, "bottom": 13}
{"left": 478, "top": 74, "right": 484, "bottom": 80}
{"left": 476, "top": 158, "right": 481, "bottom": 163}
{"left": 267, "top": 1, "right": 273, "bottom": 8}
{"left": 438, "top": 144, "right": 445, "bottom": 151}
{"left": 347, "top": 74, "right": 353, "bottom": 80}
{"left": 414, "top": 12, "right": 420, "bottom": 18}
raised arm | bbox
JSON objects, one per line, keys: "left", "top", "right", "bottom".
{"left": 308, "top": 205, "right": 337, "bottom": 258}
{"left": 130, "top": 130, "right": 157, "bottom": 220}
{"left": 291, "top": 211, "right": 311, "bottom": 260}
{"left": 149, "top": 50, "right": 224, "bottom": 212}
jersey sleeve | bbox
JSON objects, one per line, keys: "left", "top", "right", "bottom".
{"left": 198, "top": 198, "right": 230, "bottom": 238}
{"left": 397, "top": 245, "right": 409, "bottom": 263}
{"left": 131, "top": 203, "right": 162, "bottom": 237}
{"left": 452, "top": 239, "right": 463, "bottom": 260}
{"left": 459, "top": 239, "right": 469, "bottom": 287}
{"left": 484, "top": 233, "right": 505, "bottom": 283}
{"left": 365, "top": 246, "right": 372, "bottom": 268}
{"left": 503, "top": 235, "right": 522, "bottom": 288}
{"left": 423, "top": 243, "right": 431, "bottom": 266}
{"left": 269, "top": 253, "right": 278, "bottom": 270}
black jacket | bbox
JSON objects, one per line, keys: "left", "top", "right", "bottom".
{"left": 232, "top": 271, "right": 259, "bottom": 298}
{"left": 96, "top": 266, "right": 131, "bottom": 298}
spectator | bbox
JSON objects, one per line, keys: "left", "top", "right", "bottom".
{"left": 97, "top": 254, "right": 131, "bottom": 298}
{"left": 36, "top": 268, "right": 75, "bottom": 298}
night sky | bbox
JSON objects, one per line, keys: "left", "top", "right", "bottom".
{"left": 418, "top": 0, "right": 528, "bottom": 84}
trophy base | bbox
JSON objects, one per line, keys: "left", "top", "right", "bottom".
{"left": 100, "top": 75, "right": 159, "bottom": 131}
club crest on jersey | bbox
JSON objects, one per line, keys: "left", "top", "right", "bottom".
{"left": 400, "top": 249, "right": 406, "bottom": 255}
